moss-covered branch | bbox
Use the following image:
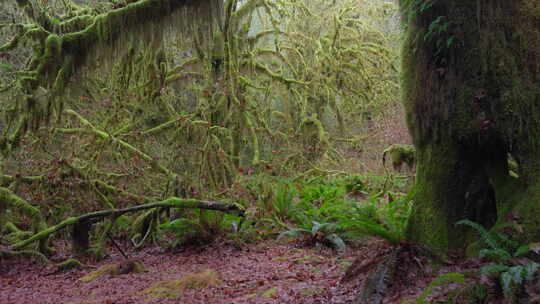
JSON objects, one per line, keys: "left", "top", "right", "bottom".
{"left": 0, "top": 186, "right": 50, "bottom": 252}
{"left": 64, "top": 109, "right": 174, "bottom": 178}
{"left": 11, "top": 197, "right": 243, "bottom": 250}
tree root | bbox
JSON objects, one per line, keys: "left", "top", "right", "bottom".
{"left": 344, "top": 243, "right": 442, "bottom": 304}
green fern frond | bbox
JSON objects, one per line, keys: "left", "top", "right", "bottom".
{"left": 277, "top": 228, "right": 310, "bottom": 240}
{"left": 480, "top": 264, "right": 509, "bottom": 277}
{"left": 456, "top": 219, "right": 500, "bottom": 250}
{"left": 514, "top": 245, "right": 530, "bottom": 258}
{"left": 497, "top": 263, "right": 539, "bottom": 299}
{"left": 344, "top": 218, "right": 403, "bottom": 244}
{"left": 524, "top": 262, "right": 539, "bottom": 282}
{"left": 500, "top": 271, "right": 514, "bottom": 298}
{"left": 324, "top": 233, "right": 346, "bottom": 253}
{"left": 479, "top": 248, "right": 512, "bottom": 263}
{"left": 508, "top": 266, "right": 525, "bottom": 286}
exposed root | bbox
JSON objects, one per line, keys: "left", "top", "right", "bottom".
{"left": 342, "top": 242, "right": 437, "bottom": 304}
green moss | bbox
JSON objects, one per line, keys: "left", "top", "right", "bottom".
{"left": 57, "top": 258, "right": 85, "bottom": 271}
{"left": 405, "top": 141, "right": 461, "bottom": 252}
{"left": 142, "top": 269, "right": 222, "bottom": 299}
{"left": 261, "top": 287, "right": 278, "bottom": 298}
{"left": 401, "top": 0, "right": 540, "bottom": 254}
{"left": 79, "top": 264, "right": 117, "bottom": 283}
{"left": 79, "top": 260, "right": 146, "bottom": 283}
{"left": 383, "top": 144, "right": 415, "bottom": 170}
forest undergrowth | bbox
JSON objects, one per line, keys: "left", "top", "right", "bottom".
{"left": 3, "top": 0, "right": 538, "bottom": 303}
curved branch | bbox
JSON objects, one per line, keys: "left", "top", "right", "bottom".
{"left": 11, "top": 197, "right": 244, "bottom": 250}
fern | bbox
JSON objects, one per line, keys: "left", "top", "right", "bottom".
{"left": 340, "top": 217, "right": 403, "bottom": 244}
{"left": 524, "top": 262, "right": 539, "bottom": 282}
{"left": 277, "top": 220, "right": 347, "bottom": 252}
{"left": 479, "top": 248, "right": 512, "bottom": 263}
{"left": 479, "top": 256, "right": 539, "bottom": 299}
{"left": 272, "top": 181, "right": 296, "bottom": 220}
{"left": 480, "top": 264, "right": 509, "bottom": 277}
{"left": 514, "top": 245, "right": 530, "bottom": 258}
{"left": 456, "top": 219, "right": 501, "bottom": 251}
{"left": 457, "top": 220, "right": 540, "bottom": 302}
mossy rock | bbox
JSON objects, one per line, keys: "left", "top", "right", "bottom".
{"left": 142, "top": 269, "right": 222, "bottom": 299}
{"left": 57, "top": 258, "right": 85, "bottom": 272}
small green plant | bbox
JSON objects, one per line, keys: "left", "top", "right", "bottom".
{"left": 159, "top": 218, "right": 203, "bottom": 248}
{"left": 456, "top": 219, "right": 540, "bottom": 302}
{"left": 343, "top": 175, "right": 365, "bottom": 193}
{"left": 456, "top": 219, "right": 527, "bottom": 263}
{"left": 277, "top": 220, "right": 346, "bottom": 253}
{"left": 275, "top": 175, "right": 412, "bottom": 252}
{"left": 159, "top": 210, "right": 239, "bottom": 248}
{"left": 336, "top": 193, "right": 412, "bottom": 245}
{"left": 272, "top": 181, "right": 297, "bottom": 222}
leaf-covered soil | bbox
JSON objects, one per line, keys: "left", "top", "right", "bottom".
{"left": 1, "top": 239, "right": 448, "bottom": 304}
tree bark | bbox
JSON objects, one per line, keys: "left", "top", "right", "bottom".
{"left": 401, "top": 0, "right": 540, "bottom": 253}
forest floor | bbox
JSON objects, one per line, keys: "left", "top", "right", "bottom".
{"left": 0, "top": 238, "right": 445, "bottom": 304}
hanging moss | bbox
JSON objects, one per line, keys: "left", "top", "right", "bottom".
{"left": 9, "top": 0, "right": 223, "bottom": 133}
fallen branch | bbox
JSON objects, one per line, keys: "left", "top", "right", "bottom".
{"left": 0, "top": 249, "right": 50, "bottom": 264}
{"left": 11, "top": 197, "right": 244, "bottom": 251}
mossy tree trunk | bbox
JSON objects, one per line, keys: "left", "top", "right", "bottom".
{"left": 401, "top": 0, "right": 540, "bottom": 253}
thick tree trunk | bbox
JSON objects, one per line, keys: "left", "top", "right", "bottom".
{"left": 401, "top": 0, "right": 540, "bottom": 253}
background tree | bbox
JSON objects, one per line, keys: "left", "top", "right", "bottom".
{"left": 0, "top": 0, "right": 403, "bottom": 255}
{"left": 401, "top": 0, "right": 540, "bottom": 254}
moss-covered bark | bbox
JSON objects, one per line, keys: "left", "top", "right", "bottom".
{"left": 0, "top": 186, "right": 50, "bottom": 252}
{"left": 401, "top": 0, "right": 540, "bottom": 254}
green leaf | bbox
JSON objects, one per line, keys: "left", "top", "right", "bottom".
{"left": 500, "top": 271, "right": 513, "bottom": 296}
{"left": 524, "top": 262, "right": 539, "bottom": 282}
{"left": 446, "top": 37, "right": 455, "bottom": 48}
{"left": 456, "top": 219, "right": 500, "bottom": 250}
{"left": 324, "top": 233, "right": 346, "bottom": 253}
{"left": 479, "top": 248, "right": 512, "bottom": 262}
{"left": 514, "top": 245, "right": 530, "bottom": 257}
{"left": 480, "top": 263, "right": 509, "bottom": 276}
{"left": 277, "top": 228, "right": 309, "bottom": 240}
